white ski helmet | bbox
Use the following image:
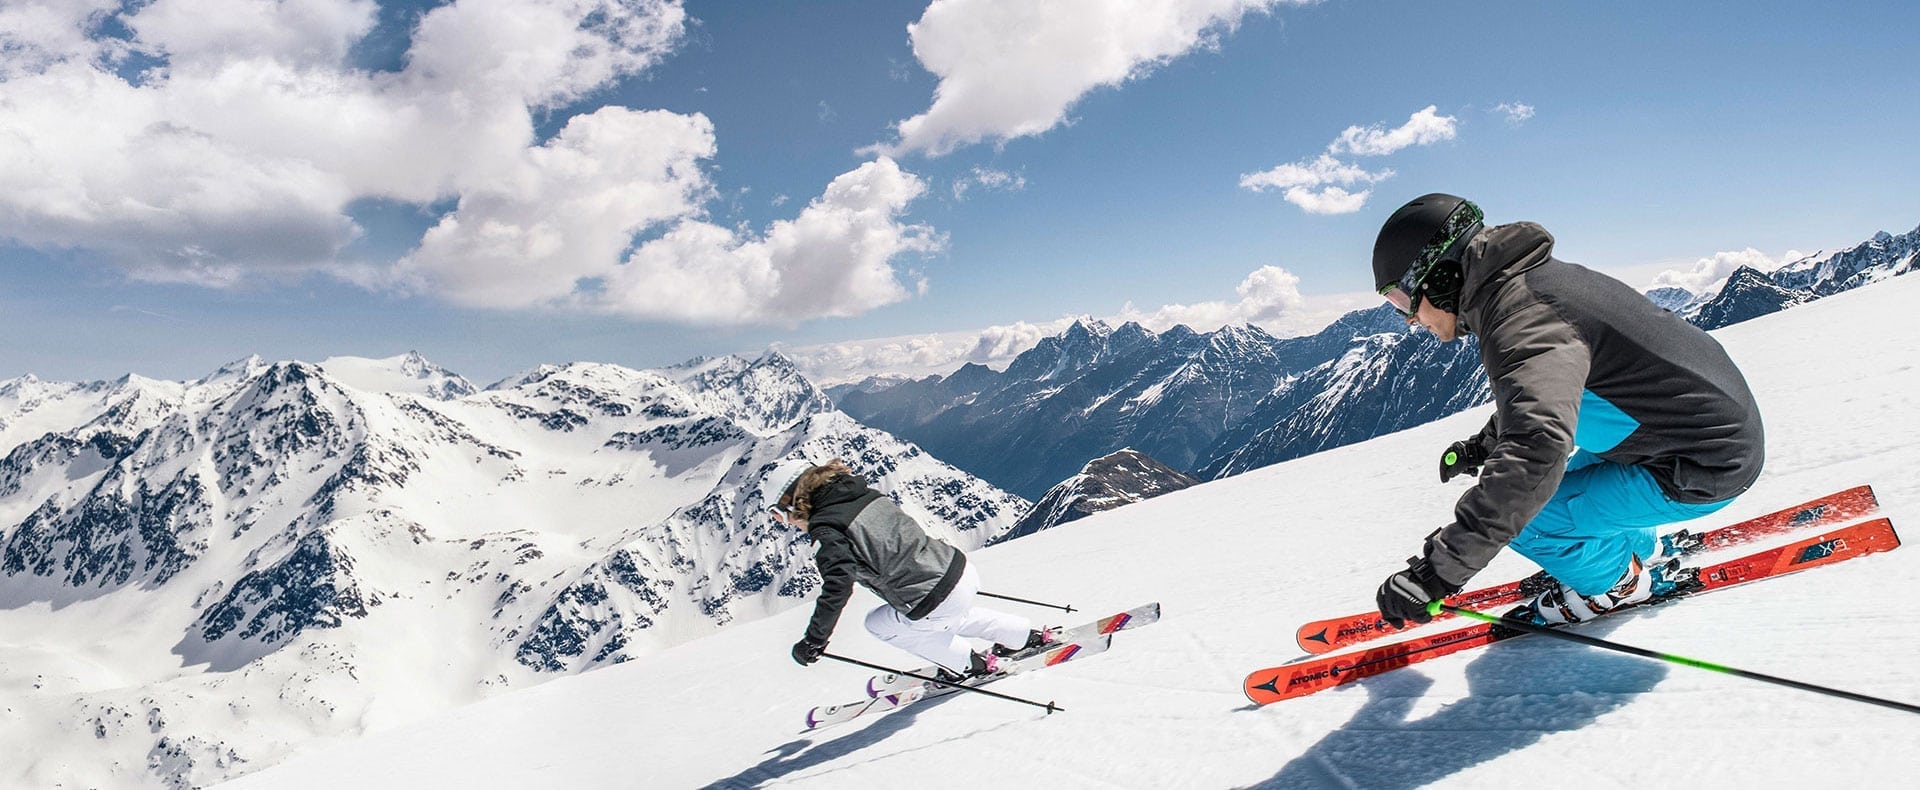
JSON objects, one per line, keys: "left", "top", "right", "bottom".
{"left": 759, "top": 457, "right": 817, "bottom": 519}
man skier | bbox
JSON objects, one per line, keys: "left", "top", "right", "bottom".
{"left": 764, "top": 458, "right": 1054, "bottom": 681}
{"left": 1370, "top": 193, "right": 1765, "bottom": 627}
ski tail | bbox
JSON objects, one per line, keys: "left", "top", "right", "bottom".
{"left": 1294, "top": 486, "right": 1880, "bottom": 655}
{"left": 1252, "top": 516, "right": 1900, "bottom": 705}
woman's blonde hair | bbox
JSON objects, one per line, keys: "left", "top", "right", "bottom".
{"left": 785, "top": 459, "right": 854, "bottom": 522}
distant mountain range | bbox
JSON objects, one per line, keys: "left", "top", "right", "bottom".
{"left": 0, "top": 352, "right": 1025, "bottom": 788}
{"left": 832, "top": 222, "right": 1920, "bottom": 494}
{"left": 829, "top": 308, "right": 1416, "bottom": 499}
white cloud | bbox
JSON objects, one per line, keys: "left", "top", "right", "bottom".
{"left": 786, "top": 319, "right": 1071, "bottom": 385}
{"left": 0, "top": 1, "right": 941, "bottom": 328}
{"left": 595, "top": 158, "right": 941, "bottom": 325}
{"left": 1240, "top": 105, "right": 1456, "bottom": 215}
{"left": 1494, "top": 101, "right": 1535, "bottom": 125}
{"left": 787, "top": 264, "right": 1365, "bottom": 385}
{"left": 1238, "top": 154, "right": 1391, "bottom": 215}
{"left": 1649, "top": 248, "right": 1790, "bottom": 294}
{"left": 0, "top": 0, "right": 126, "bottom": 79}
{"left": 874, "top": 0, "right": 1303, "bottom": 157}
{"left": 127, "top": 0, "right": 380, "bottom": 69}
{"left": 1115, "top": 264, "right": 1306, "bottom": 330}
{"left": 785, "top": 318, "right": 1078, "bottom": 384}
{"left": 1237, "top": 154, "right": 1375, "bottom": 191}
{"left": 393, "top": 106, "right": 717, "bottom": 308}
{"left": 1327, "top": 105, "right": 1458, "bottom": 156}
{"left": 952, "top": 166, "right": 1027, "bottom": 200}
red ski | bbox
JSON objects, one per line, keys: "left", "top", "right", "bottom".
{"left": 1248, "top": 516, "right": 1901, "bottom": 705}
{"left": 1295, "top": 485, "right": 1880, "bottom": 655}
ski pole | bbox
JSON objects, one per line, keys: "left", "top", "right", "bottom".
{"left": 978, "top": 591, "right": 1076, "bottom": 613}
{"left": 1435, "top": 603, "right": 1920, "bottom": 716}
{"left": 820, "top": 652, "right": 1062, "bottom": 714}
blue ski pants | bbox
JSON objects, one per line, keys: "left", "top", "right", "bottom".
{"left": 1508, "top": 451, "right": 1734, "bottom": 595}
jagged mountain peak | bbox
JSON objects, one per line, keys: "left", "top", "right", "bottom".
{"left": 198, "top": 354, "right": 269, "bottom": 386}
{"left": 1206, "top": 322, "right": 1279, "bottom": 350}
{"left": 1063, "top": 316, "right": 1113, "bottom": 338}
{"left": 1160, "top": 323, "right": 1199, "bottom": 341}
{"left": 751, "top": 348, "right": 800, "bottom": 370}
{"left": 1644, "top": 286, "right": 1700, "bottom": 313}
{"left": 993, "top": 447, "right": 1197, "bottom": 543}
{"left": 672, "top": 353, "right": 831, "bottom": 435}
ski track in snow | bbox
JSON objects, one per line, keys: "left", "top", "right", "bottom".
{"left": 232, "top": 276, "right": 1920, "bottom": 788}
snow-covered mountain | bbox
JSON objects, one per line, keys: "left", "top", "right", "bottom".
{"left": 0, "top": 352, "right": 1026, "bottom": 789}
{"left": 993, "top": 448, "right": 1198, "bottom": 544}
{"left": 829, "top": 309, "right": 1410, "bottom": 498}
{"left": 319, "top": 352, "right": 477, "bottom": 400}
{"left": 1684, "top": 224, "right": 1920, "bottom": 328}
{"left": 1199, "top": 329, "right": 1490, "bottom": 479}
{"left": 228, "top": 246, "right": 1920, "bottom": 790}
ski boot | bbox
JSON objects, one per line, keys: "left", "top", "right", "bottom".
{"left": 1509, "top": 554, "right": 1686, "bottom": 626}
{"left": 991, "top": 627, "right": 1060, "bottom": 659}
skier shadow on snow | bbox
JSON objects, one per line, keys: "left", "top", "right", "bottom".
{"left": 1243, "top": 619, "right": 1669, "bottom": 790}
{"left": 699, "top": 692, "right": 976, "bottom": 789}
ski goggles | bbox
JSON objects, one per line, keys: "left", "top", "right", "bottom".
{"left": 1378, "top": 201, "right": 1483, "bottom": 317}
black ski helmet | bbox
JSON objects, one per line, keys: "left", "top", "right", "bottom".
{"left": 1372, "top": 193, "right": 1483, "bottom": 305}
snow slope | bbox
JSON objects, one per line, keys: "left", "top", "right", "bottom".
{"left": 228, "top": 275, "right": 1920, "bottom": 788}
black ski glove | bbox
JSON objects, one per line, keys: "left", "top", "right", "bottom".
{"left": 1376, "top": 556, "right": 1457, "bottom": 629}
{"left": 1439, "top": 439, "right": 1489, "bottom": 483}
{"left": 791, "top": 637, "right": 826, "bottom": 666}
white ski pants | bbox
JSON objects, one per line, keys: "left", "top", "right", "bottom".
{"left": 863, "top": 564, "right": 1031, "bottom": 672}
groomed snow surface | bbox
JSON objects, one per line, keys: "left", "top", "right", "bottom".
{"left": 228, "top": 275, "right": 1920, "bottom": 789}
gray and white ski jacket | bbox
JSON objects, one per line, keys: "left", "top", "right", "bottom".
{"left": 801, "top": 475, "right": 966, "bottom": 644}
{"left": 1422, "top": 222, "right": 1765, "bottom": 588}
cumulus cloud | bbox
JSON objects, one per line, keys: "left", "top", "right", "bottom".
{"left": 952, "top": 166, "right": 1027, "bottom": 200}
{"left": 1115, "top": 265, "right": 1306, "bottom": 330}
{"left": 874, "top": 0, "right": 1304, "bottom": 157}
{"left": 595, "top": 158, "right": 941, "bottom": 325}
{"left": 787, "top": 264, "right": 1334, "bottom": 384}
{"left": 1238, "top": 154, "right": 1392, "bottom": 215}
{"left": 1327, "top": 105, "right": 1458, "bottom": 156}
{"left": 0, "top": 1, "right": 940, "bottom": 328}
{"left": 1650, "top": 248, "right": 1795, "bottom": 294}
{"left": 1494, "top": 101, "right": 1535, "bottom": 125}
{"left": 1240, "top": 105, "right": 1457, "bottom": 215}
{"left": 0, "top": 0, "right": 128, "bottom": 79}
{"left": 0, "top": 0, "right": 691, "bottom": 287}
{"left": 392, "top": 106, "right": 718, "bottom": 308}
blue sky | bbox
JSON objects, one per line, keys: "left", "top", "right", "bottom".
{"left": 2, "top": 0, "right": 1915, "bottom": 385}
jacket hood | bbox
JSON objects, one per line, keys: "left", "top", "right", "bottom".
{"left": 810, "top": 473, "right": 871, "bottom": 511}
{"left": 1460, "top": 222, "right": 1556, "bottom": 322}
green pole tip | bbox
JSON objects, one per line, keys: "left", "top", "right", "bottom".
{"left": 1426, "top": 600, "right": 1443, "bottom": 616}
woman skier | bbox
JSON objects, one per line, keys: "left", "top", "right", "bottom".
{"left": 764, "top": 458, "right": 1053, "bottom": 681}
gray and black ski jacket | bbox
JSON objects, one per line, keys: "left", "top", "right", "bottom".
{"left": 802, "top": 474, "right": 966, "bottom": 644}
{"left": 1422, "top": 222, "right": 1765, "bottom": 588}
